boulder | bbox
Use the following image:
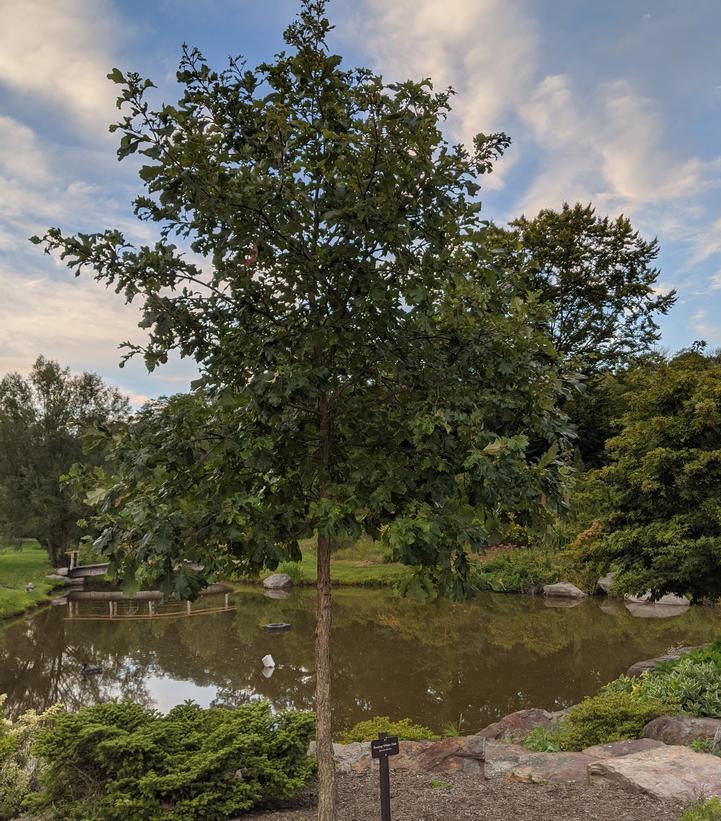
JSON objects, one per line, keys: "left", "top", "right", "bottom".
{"left": 308, "top": 741, "right": 372, "bottom": 773}
{"left": 582, "top": 739, "right": 666, "bottom": 759}
{"left": 54, "top": 567, "right": 69, "bottom": 577}
{"left": 392, "top": 735, "right": 485, "bottom": 775}
{"left": 482, "top": 740, "right": 596, "bottom": 783}
{"left": 596, "top": 572, "right": 616, "bottom": 594}
{"left": 644, "top": 716, "right": 721, "bottom": 746}
{"left": 263, "top": 589, "right": 290, "bottom": 600}
{"left": 626, "top": 645, "right": 708, "bottom": 677}
{"left": 625, "top": 602, "right": 689, "bottom": 619}
{"left": 588, "top": 744, "right": 721, "bottom": 802}
{"left": 477, "top": 708, "right": 557, "bottom": 742}
{"left": 262, "top": 573, "right": 293, "bottom": 590}
{"left": 542, "top": 582, "right": 588, "bottom": 599}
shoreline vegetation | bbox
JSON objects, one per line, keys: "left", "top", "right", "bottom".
{"left": 0, "top": 542, "right": 63, "bottom": 621}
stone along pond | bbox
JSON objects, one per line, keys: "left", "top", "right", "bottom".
{"left": 2, "top": 587, "right": 720, "bottom": 733}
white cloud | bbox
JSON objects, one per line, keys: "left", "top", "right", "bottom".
{"left": 0, "top": 0, "right": 126, "bottom": 128}
{"left": 352, "top": 0, "right": 537, "bottom": 187}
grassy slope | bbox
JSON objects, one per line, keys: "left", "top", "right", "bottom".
{"left": 267, "top": 535, "right": 412, "bottom": 587}
{"left": 0, "top": 541, "right": 62, "bottom": 620}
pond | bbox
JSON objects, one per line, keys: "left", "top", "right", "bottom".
{"left": 2, "top": 587, "right": 720, "bottom": 734}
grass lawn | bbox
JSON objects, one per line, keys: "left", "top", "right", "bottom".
{"left": 0, "top": 541, "right": 62, "bottom": 620}
{"left": 264, "top": 535, "right": 413, "bottom": 587}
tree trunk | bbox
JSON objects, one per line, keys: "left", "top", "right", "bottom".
{"left": 315, "top": 533, "right": 336, "bottom": 820}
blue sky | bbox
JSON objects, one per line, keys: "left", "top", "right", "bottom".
{"left": 0, "top": 0, "right": 719, "bottom": 402}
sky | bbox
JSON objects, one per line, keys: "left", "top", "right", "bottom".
{"left": 0, "top": 0, "right": 719, "bottom": 404}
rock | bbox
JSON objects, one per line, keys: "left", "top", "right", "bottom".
{"left": 596, "top": 572, "right": 616, "bottom": 594}
{"left": 582, "top": 739, "right": 666, "bottom": 759}
{"left": 54, "top": 567, "right": 69, "bottom": 576}
{"left": 626, "top": 645, "right": 708, "bottom": 677}
{"left": 46, "top": 574, "right": 70, "bottom": 585}
{"left": 477, "top": 708, "right": 557, "bottom": 743}
{"left": 262, "top": 573, "right": 293, "bottom": 590}
{"left": 543, "top": 597, "right": 584, "bottom": 608}
{"left": 588, "top": 744, "right": 721, "bottom": 802}
{"left": 625, "top": 592, "right": 690, "bottom": 606}
{"left": 308, "top": 741, "right": 372, "bottom": 773}
{"left": 393, "top": 736, "right": 486, "bottom": 775}
{"left": 644, "top": 716, "right": 721, "bottom": 746}
{"left": 482, "top": 740, "right": 597, "bottom": 783}
{"left": 542, "top": 582, "right": 588, "bottom": 599}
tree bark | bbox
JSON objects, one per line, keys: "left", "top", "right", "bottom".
{"left": 315, "top": 385, "right": 336, "bottom": 820}
{"left": 315, "top": 532, "right": 336, "bottom": 821}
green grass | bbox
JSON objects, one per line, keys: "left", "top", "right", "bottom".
{"left": 0, "top": 541, "right": 62, "bottom": 620}
{"left": 265, "top": 535, "right": 413, "bottom": 587}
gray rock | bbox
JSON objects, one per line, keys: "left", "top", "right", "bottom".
{"left": 644, "top": 716, "right": 721, "bottom": 746}
{"left": 54, "top": 567, "right": 69, "bottom": 576}
{"left": 542, "top": 582, "right": 588, "bottom": 599}
{"left": 596, "top": 572, "right": 616, "bottom": 594}
{"left": 582, "top": 739, "right": 666, "bottom": 759}
{"left": 308, "top": 741, "right": 371, "bottom": 774}
{"left": 482, "top": 740, "right": 597, "bottom": 783}
{"left": 263, "top": 589, "right": 290, "bottom": 600}
{"left": 588, "top": 744, "right": 721, "bottom": 802}
{"left": 262, "top": 573, "right": 293, "bottom": 590}
{"left": 625, "top": 602, "right": 689, "bottom": 619}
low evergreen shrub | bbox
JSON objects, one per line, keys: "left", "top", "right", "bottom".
{"left": 341, "top": 716, "right": 439, "bottom": 743}
{"left": 28, "top": 700, "right": 314, "bottom": 820}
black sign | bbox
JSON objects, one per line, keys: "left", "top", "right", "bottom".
{"left": 371, "top": 736, "right": 400, "bottom": 759}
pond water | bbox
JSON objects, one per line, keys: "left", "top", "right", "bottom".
{"left": 2, "top": 587, "right": 720, "bottom": 734}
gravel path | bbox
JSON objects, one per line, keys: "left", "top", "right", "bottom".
{"left": 245, "top": 771, "right": 686, "bottom": 820}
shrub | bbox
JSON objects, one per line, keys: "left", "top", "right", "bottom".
{"left": 341, "top": 717, "right": 439, "bottom": 744}
{"left": 470, "top": 548, "right": 589, "bottom": 594}
{"left": 0, "top": 694, "right": 61, "bottom": 820}
{"left": 559, "top": 691, "right": 668, "bottom": 751}
{"left": 28, "top": 700, "right": 315, "bottom": 820}
{"left": 682, "top": 797, "right": 721, "bottom": 821}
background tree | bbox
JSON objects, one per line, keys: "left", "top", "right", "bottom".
{"left": 36, "top": 3, "right": 572, "bottom": 816}
{"left": 0, "top": 357, "right": 129, "bottom": 565}
{"left": 586, "top": 349, "right": 721, "bottom": 601}
{"left": 487, "top": 203, "right": 676, "bottom": 467}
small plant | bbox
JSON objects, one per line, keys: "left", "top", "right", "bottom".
{"left": 441, "top": 714, "right": 465, "bottom": 738}
{"left": 691, "top": 737, "right": 715, "bottom": 754}
{"left": 682, "top": 796, "right": 721, "bottom": 821}
{"left": 430, "top": 779, "right": 452, "bottom": 789}
{"left": 341, "top": 717, "right": 439, "bottom": 744}
{"left": 0, "top": 694, "right": 62, "bottom": 819}
{"left": 524, "top": 723, "right": 565, "bottom": 752}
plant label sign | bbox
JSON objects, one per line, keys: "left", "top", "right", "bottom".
{"left": 371, "top": 736, "right": 400, "bottom": 759}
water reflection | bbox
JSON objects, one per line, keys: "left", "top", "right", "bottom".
{"left": 1, "top": 588, "right": 719, "bottom": 734}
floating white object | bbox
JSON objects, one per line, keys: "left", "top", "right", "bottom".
{"left": 261, "top": 666, "right": 275, "bottom": 679}
{"left": 262, "top": 654, "right": 275, "bottom": 668}
{"left": 25, "top": 582, "right": 34, "bottom": 592}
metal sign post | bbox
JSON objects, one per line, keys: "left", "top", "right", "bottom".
{"left": 371, "top": 732, "right": 400, "bottom": 821}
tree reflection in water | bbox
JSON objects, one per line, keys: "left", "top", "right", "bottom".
{"left": 1, "top": 589, "right": 720, "bottom": 733}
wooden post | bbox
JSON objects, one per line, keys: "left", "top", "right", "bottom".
{"left": 186, "top": 600, "right": 192, "bottom": 615}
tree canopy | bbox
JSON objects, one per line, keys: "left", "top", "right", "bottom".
{"left": 0, "top": 357, "right": 129, "bottom": 565}
{"left": 588, "top": 350, "right": 721, "bottom": 601}
{"left": 490, "top": 202, "right": 676, "bottom": 373}
{"left": 35, "top": 2, "right": 574, "bottom": 816}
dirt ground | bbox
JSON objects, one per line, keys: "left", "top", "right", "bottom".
{"left": 245, "top": 771, "right": 686, "bottom": 820}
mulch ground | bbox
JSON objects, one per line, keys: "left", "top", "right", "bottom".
{"left": 245, "top": 771, "right": 686, "bottom": 820}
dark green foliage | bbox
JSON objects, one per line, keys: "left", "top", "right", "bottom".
{"left": 341, "top": 716, "right": 439, "bottom": 743}
{"left": 589, "top": 350, "right": 721, "bottom": 601}
{"left": 0, "top": 357, "right": 128, "bottom": 565}
{"left": 29, "top": 700, "right": 315, "bottom": 820}
{"left": 491, "top": 203, "right": 675, "bottom": 373}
